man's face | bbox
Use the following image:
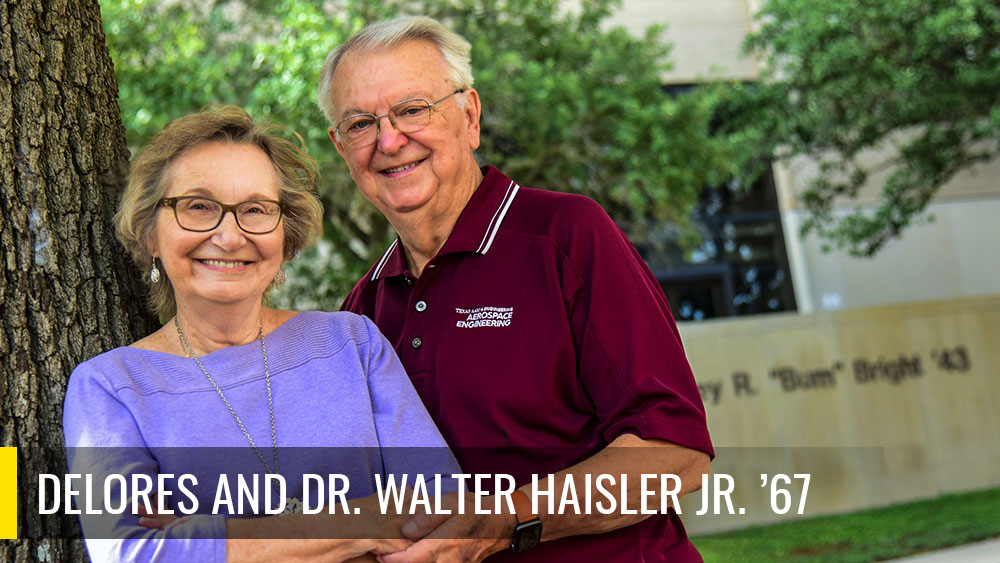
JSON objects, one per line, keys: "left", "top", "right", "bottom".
{"left": 327, "top": 40, "right": 481, "bottom": 224}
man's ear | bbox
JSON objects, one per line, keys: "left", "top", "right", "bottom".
{"left": 329, "top": 126, "right": 349, "bottom": 161}
{"left": 461, "top": 88, "right": 482, "bottom": 150}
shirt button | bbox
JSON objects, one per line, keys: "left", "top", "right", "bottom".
{"left": 415, "top": 300, "right": 427, "bottom": 312}
{"left": 411, "top": 337, "right": 423, "bottom": 349}
{"left": 405, "top": 277, "right": 414, "bottom": 285}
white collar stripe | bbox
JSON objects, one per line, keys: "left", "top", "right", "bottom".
{"left": 372, "top": 239, "right": 399, "bottom": 280}
{"left": 478, "top": 182, "right": 520, "bottom": 255}
{"left": 476, "top": 180, "right": 514, "bottom": 254}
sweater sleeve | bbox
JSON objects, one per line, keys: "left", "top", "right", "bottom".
{"left": 63, "top": 359, "right": 227, "bottom": 563}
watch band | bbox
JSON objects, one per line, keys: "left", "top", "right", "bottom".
{"left": 512, "top": 489, "right": 537, "bottom": 523}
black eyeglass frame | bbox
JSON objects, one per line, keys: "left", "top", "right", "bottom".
{"left": 159, "top": 196, "right": 285, "bottom": 235}
{"left": 334, "top": 89, "right": 467, "bottom": 146}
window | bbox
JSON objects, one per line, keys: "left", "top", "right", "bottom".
{"left": 636, "top": 166, "right": 797, "bottom": 321}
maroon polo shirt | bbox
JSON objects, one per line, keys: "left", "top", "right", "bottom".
{"left": 343, "top": 166, "right": 713, "bottom": 562}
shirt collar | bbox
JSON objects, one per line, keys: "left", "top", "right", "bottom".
{"left": 371, "top": 166, "right": 521, "bottom": 280}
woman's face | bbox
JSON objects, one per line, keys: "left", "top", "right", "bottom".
{"left": 151, "top": 141, "right": 285, "bottom": 314}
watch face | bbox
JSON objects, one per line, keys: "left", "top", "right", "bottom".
{"left": 512, "top": 519, "right": 543, "bottom": 552}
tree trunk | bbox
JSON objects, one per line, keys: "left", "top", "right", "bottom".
{"left": 0, "top": 0, "right": 157, "bottom": 560}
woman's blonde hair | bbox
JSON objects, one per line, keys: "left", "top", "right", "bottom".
{"left": 115, "top": 106, "right": 324, "bottom": 318}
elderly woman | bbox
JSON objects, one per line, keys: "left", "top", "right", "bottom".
{"left": 63, "top": 106, "right": 456, "bottom": 562}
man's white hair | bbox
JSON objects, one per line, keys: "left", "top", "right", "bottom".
{"left": 316, "top": 15, "right": 474, "bottom": 127}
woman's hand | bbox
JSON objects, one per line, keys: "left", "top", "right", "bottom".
{"left": 138, "top": 491, "right": 415, "bottom": 561}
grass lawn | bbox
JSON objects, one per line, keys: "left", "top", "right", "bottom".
{"left": 691, "top": 487, "right": 1000, "bottom": 562}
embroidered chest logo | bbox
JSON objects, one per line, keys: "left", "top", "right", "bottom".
{"left": 454, "top": 306, "right": 514, "bottom": 328}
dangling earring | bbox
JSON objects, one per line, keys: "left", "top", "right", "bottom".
{"left": 273, "top": 269, "right": 286, "bottom": 285}
{"left": 150, "top": 259, "right": 161, "bottom": 283}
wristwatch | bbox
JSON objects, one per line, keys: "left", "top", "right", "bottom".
{"left": 510, "top": 489, "right": 542, "bottom": 553}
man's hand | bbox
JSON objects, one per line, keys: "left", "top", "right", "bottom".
{"left": 382, "top": 436, "right": 710, "bottom": 562}
{"left": 379, "top": 492, "right": 513, "bottom": 563}
{"left": 136, "top": 493, "right": 188, "bottom": 530}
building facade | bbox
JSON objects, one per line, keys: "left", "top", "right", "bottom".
{"left": 569, "top": 0, "right": 1000, "bottom": 315}
{"left": 563, "top": 0, "right": 1000, "bottom": 533}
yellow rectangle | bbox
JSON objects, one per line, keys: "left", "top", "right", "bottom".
{"left": 0, "top": 447, "right": 16, "bottom": 539}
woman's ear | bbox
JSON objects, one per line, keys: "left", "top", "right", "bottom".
{"left": 146, "top": 232, "right": 159, "bottom": 260}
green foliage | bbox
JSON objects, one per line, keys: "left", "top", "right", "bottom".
{"left": 716, "top": 0, "right": 1000, "bottom": 256}
{"left": 100, "top": 0, "right": 732, "bottom": 307}
{"left": 428, "top": 0, "right": 735, "bottom": 234}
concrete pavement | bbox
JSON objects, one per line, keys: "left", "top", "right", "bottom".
{"left": 881, "top": 537, "right": 1000, "bottom": 562}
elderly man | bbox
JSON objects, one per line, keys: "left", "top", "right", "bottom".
{"left": 319, "top": 15, "right": 714, "bottom": 563}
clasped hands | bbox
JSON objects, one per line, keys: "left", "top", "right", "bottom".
{"left": 139, "top": 490, "right": 515, "bottom": 562}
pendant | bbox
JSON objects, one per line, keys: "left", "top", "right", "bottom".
{"left": 281, "top": 496, "right": 303, "bottom": 515}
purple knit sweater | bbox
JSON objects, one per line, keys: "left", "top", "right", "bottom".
{"left": 63, "top": 311, "right": 457, "bottom": 562}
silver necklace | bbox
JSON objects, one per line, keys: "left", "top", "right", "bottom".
{"left": 174, "top": 316, "right": 302, "bottom": 515}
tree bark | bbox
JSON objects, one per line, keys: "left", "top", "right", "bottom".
{"left": 0, "top": 0, "right": 157, "bottom": 560}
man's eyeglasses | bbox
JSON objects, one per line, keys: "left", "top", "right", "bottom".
{"left": 335, "top": 89, "right": 466, "bottom": 148}
{"left": 159, "top": 196, "right": 284, "bottom": 234}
